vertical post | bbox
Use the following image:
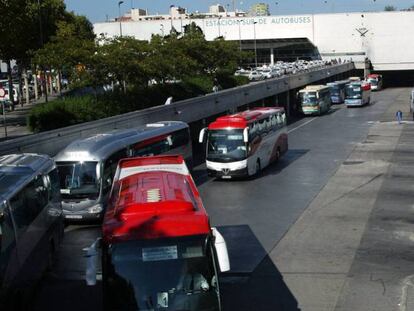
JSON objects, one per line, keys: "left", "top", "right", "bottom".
{"left": 24, "top": 69, "right": 29, "bottom": 105}
{"left": 34, "top": 67, "right": 39, "bottom": 100}
{"left": 118, "top": 1, "right": 124, "bottom": 37}
{"left": 286, "top": 90, "right": 290, "bottom": 118}
{"left": 270, "top": 48, "right": 274, "bottom": 66}
{"left": 238, "top": 20, "right": 242, "bottom": 52}
{"left": 2, "top": 101, "right": 7, "bottom": 139}
{"left": 253, "top": 21, "right": 258, "bottom": 67}
{"left": 218, "top": 16, "right": 222, "bottom": 37}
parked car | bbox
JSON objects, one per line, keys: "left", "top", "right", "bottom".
{"left": 248, "top": 70, "right": 264, "bottom": 81}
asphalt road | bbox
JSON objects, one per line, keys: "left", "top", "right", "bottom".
{"left": 33, "top": 88, "right": 407, "bottom": 310}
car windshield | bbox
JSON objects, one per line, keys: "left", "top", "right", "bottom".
{"left": 106, "top": 237, "right": 219, "bottom": 311}
{"left": 329, "top": 86, "right": 340, "bottom": 96}
{"left": 300, "top": 92, "right": 318, "bottom": 106}
{"left": 368, "top": 78, "right": 378, "bottom": 86}
{"left": 345, "top": 85, "right": 362, "bottom": 99}
{"left": 207, "top": 129, "right": 247, "bottom": 163}
{"left": 56, "top": 161, "right": 100, "bottom": 200}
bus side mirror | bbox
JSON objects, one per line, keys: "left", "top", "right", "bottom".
{"left": 212, "top": 227, "right": 230, "bottom": 273}
{"left": 84, "top": 238, "right": 102, "bottom": 286}
{"left": 199, "top": 128, "right": 207, "bottom": 144}
{"left": 243, "top": 128, "right": 249, "bottom": 143}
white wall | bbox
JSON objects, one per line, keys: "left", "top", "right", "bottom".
{"left": 94, "top": 11, "right": 414, "bottom": 71}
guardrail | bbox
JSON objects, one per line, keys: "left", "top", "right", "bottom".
{"left": 0, "top": 62, "right": 354, "bottom": 156}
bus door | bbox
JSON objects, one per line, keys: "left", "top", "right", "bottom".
{"left": 0, "top": 202, "right": 18, "bottom": 299}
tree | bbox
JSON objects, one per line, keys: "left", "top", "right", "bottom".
{"left": 384, "top": 5, "right": 397, "bottom": 11}
{"left": 0, "top": 0, "right": 68, "bottom": 104}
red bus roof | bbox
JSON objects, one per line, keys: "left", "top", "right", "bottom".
{"left": 208, "top": 107, "right": 285, "bottom": 130}
{"left": 103, "top": 155, "right": 210, "bottom": 243}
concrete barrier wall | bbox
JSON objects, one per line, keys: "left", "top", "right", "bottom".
{"left": 0, "top": 63, "right": 354, "bottom": 156}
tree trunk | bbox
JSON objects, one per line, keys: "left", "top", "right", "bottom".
{"left": 57, "top": 70, "right": 61, "bottom": 95}
{"left": 24, "top": 68, "right": 29, "bottom": 105}
{"left": 6, "top": 60, "right": 14, "bottom": 111}
{"left": 33, "top": 66, "right": 39, "bottom": 100}
{"left": 17, "top": 63, "right": 23, "bottom": 107}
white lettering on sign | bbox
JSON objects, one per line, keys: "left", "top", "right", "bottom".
{"left": 118, "top": 163, "right": 189, "bottom": 180}
{"left": 205, "top": 16, "right": 312, "bottom": 27}
{"left": 142, "top": 246, "right": 178, "bottom": 262}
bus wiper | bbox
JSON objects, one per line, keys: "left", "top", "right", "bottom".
{"left": 145, "top": 295, "right": 154, "bottom": 308}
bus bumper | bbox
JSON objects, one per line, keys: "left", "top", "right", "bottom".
{"left": 207, "top": 168, "right": 249, "bottom": 179}
{"left": 345, "top": 99, "right": 363, "bottom": 106}
{"left": 302, "top": 107, "right": 320, "bottom": 115}
{"left": 63, "top": 210, "right": 103, "bottom": 222}
{"left": 206, "top": 160, "right": 248, "bottom": 179}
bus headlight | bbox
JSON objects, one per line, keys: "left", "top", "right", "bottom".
{"left": 88, "top": 204, "right": 103, "bottom": 214}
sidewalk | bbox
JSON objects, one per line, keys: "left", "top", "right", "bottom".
{"left": 0, "top": 94, "right": 59, "bottom": 142}
{"left": 271, "top": 88, "right": 414, "bottom": 311}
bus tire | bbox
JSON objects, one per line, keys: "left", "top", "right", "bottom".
{"left": 276, "top": 147, "right": 281, "bottom": 162}
{"left": 255, "top": 160, "right": 261, "bottom": 176}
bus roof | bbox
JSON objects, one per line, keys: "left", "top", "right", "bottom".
{"left": 54, "top": 121, "right": 188, "bottom": 163}
{"left": 0, "top": 153, "right": 55, "bottom": 202}
{"left": 368, "top": 74, "right": 382, "bottom": 78}
{"left": 103, "top": 155, "right": 210, "bottom": 243}
{"left": 299, "top": 85, "right": 330, "bottom": 92}
{"left": 208, "top": 107, "right": 285, "bottom": 130}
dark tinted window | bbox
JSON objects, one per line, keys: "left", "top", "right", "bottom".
{"left": 10, "top": 176, "right": 48, "bottom": 236}
{"left": 0, "top": 203, "right": 17, "bottom": 287}
{"left": 103, "top": 149, "right": 127, "bottom": 194}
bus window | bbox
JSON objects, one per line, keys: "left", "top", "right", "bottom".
{"left": 103, "top": 149, "right": 127, "bottom": 195}
{"left": 171, "top": 129, "right": 190, "bottom": 148}
{"left": 133, "top": 139, "right": 171, "bottom": 157}
{"left": 9, "top": 177, "right": 48, "bottom": 238}
{"left": 48, "top": 169, "right": 61, "bottom": 204}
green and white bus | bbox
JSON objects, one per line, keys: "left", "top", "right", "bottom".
{"left": 298, "top": 85, "right": 332, "bottom": 116}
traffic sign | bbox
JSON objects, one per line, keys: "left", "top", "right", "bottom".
{"left": 0, "top": 88, "right": 5, "bottom": 98}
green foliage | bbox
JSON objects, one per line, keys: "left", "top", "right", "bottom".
{"left": 384, "top": 5, "right": 397, "bottom": 11}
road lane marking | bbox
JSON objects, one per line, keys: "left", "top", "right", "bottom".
{"left": 288, "top": 117, "right": 317, "bottom": 134}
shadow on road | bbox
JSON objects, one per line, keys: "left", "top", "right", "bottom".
{"left": 259, "top": 149, "right": 309, "bottom": 178}
{"left": 219, "top": 225, "right": 300, "bottom": 311}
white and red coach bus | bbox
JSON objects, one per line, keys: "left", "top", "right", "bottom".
{"left": 85, "top": 155, "right": 230, "bottom": 311}
{"left": 199, "top": 107, "right": 288, "bottom": 178}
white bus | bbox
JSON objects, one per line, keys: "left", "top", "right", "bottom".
{"left": 199, "top": 107, "right": 288, "bottom": 179}
{"left": 345, "top": 81, "right": 371, "bottom": 107}
{"left": 298, "top": 85, "right": 332, "bottom": 115}
{"left": 54, "top": 121, "right": 192, "bottom": 221}
{"left": 0, "top": 154, "right": 63, "bottom": 309}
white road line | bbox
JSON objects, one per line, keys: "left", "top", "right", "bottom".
{"left": 288, "top": 117, "right": 317, "bottom": 134}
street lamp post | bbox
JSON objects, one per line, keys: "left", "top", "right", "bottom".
{"left": 118, "top": 1, "right": 124, "bottom": 37}
{"left": 253, "top": 21, "right": 258, "bottom": 67}
{"left": 238, "top": 20, "right": 242, "bottom": 52}
{"left": 218, "top": 16, "right": 222, "bottom": 37}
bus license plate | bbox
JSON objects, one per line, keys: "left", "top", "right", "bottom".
{"left": 65, "top": 215, "right": 83, "bottom": 219}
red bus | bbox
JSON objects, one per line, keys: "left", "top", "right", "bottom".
{"left": 85, "top": 155, "right": 230, "bottom": 311}
{"left": 199, "top": 107, "right": 288, "bottom": 178}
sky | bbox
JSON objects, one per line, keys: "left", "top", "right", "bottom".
{"left": 64, "top": 0, "right": 414, "bottom": 23}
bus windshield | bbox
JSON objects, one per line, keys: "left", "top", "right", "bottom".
{"left": 345, "top": 85, "right": 362, "bottom": 99}
{"left": 207, "top": 129, "right": 247, "bottom": 162}
{"left": 57, "top": 161, "right": 100, "bottom": 200}
{"left": 329, "top": 86, "right": 340, "bottom": 96}
{"left": 300, "top": 92, "right": 318, "bottom": 106}
{"left": 106, "top": 237, "right": 219, "bottom": 311}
